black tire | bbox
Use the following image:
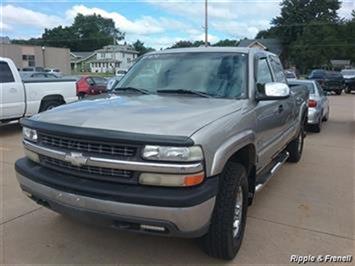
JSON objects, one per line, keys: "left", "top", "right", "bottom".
{"left": 287, "top": 122, "right": 305, "bottom": 163}
{"left": 39, "top": 100, "right": 61, "bottom": 112}
{"left": 201, "top": 162, "right": 249, "bottom": 260}
{"left": 78, "top": 92, "right": 86, "bottom": 99}
{"left": 313, "top": 119, "right": 322, "bottom": 133}
{"left": 344, "top": 87, "right": 351, "bottom": 94}
{"left": 322, "top": 108, "right": 329, "bottom": 122}
{"left": 335, "top": 90, "right": 342, "bottom": 95}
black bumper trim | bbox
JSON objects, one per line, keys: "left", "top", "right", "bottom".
{"left": 21, "top": 118, "right": 194, "bottom": 146}
{"left": 15, "top": 157, "right": 218, "bottom": 208}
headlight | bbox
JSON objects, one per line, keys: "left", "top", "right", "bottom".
{"left": 142, "top": 145, "right": 203, "bottom": 162}
{"left": 23, "top": 127, "right": 38, "bottom": 142}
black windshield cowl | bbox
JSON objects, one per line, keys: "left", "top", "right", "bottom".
{"left": 157, "top": 89, "right": 213, "bottom": 98}
{"left": 113, "top": 87, "right": 150, "bottom": 95}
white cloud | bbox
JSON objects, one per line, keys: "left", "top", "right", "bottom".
{"left": 146, "top": 0, "right": 281, "bottom": 39}
{"left": 338, "top": 0, "right": 355, "bottom": 19}
{"left": 0, "top": 4, "right": 67, "bottom": 29}
{"left": 65, "top": 5, "right": 191, "bottom": 36}
{"left": 0, "top": 21, "right": 12, "bottom": 31}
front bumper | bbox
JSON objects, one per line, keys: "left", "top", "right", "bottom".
{"left": 15, "top": 158, "right": 217, "bottom": 237}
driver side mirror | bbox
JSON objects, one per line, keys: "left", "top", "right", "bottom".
{"left": 255, "top": 82, "right": 290, "bottom": 101}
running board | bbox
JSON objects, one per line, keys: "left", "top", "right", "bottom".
{"left": 255, "top": 151, "right": 289, "bottom": 192}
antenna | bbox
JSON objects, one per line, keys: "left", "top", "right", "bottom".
{"left": 204, "top": 0, "right": 208, "bottom": 46}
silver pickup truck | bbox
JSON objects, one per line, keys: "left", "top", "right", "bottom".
{"left": 15, "top": 47, "right": 308, "bottom": 260}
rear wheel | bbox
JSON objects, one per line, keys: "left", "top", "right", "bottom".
{"left": 78, "top": 92, "right": 86, "bottom": 99}
{"left": 313, "top": 118, "right": 322, "bottom": 133}
{"left": 287, "top": 122, "right": 305, "bottom": 162}
{"left": 39, "top": 100, "right": 61, "bottom": 112}
{"left": 344, "top": 87, "right": 351, "bottom": 94}
{"left": 201, "top": 162, "right": 248, "bottom": 260}
{"left": 335, "top": 90, "right": 342, "bottom": 95}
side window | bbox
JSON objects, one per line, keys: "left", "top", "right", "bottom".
{"left": 269, "top": 56, "right": 287, "bottom": 83}
{"left": 0, "top": 62, "right": 15, "bottom": 83}
{"left": 256, "top": 58, "right": 273, "bottom": 84}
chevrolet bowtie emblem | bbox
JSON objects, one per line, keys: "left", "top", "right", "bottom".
{"left": 64, "top": 152, "right": 88, "bottom": 167}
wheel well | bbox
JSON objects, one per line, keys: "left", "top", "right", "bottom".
{"left": 39, "top": 95, "right": 65, "bottom": 109}
{"left": 228, "top": 144, "right": 256, "bottom": 201}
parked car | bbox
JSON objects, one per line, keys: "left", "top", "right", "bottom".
{"left": 308, "top": 69, "right": 344, "bottom": 95}
{"left": 341, "top": 69, "right": 355, "bottom": 94}
{"left": 44, "top": 68, "right": 63, "bottom": 77}
{"left": 284, "top": 69, "right": 297, "bottom": 79}
{"left": 15, "top": 47, "right": 309, "bottom": 260}
{"left": 0, "top": 57, "right": 77, "bottom": 123}
{"left": 22, "top": 66, "right": 45, "bottom": 72}
{"left": 76, "top": 76, "right": 108, "bottom": 99}
{"left": 20, "top": 72, "right": 59, "bottom": 79}
{"left": 288, "top": 79, "right": 329, "bottom": 132}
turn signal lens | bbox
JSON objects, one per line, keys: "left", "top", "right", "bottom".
{"left": 139, "top": 172, "right": 205, "bottom": 187}
{"left": 308, "top": 99, "right": 317, "bottom": 108}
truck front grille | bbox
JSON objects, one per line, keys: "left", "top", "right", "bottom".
{"left": 40, "top": 155, "right": 136, "bottom": 184}
{"left": 40, "top": 133, "right": 137, "bottom": 158}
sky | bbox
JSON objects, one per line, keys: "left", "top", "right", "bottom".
{"left": 0, "top": 0, "right": 354, "bottom": 49}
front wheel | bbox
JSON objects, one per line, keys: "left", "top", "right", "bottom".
{"left": 335, "top": 90, "right": 342, "bottom": 95}
{"left": 201, "top": 162, "right": 249, "bottom": 260}
{"left": 344, "top": 87, "right": 351, "bottom": 94}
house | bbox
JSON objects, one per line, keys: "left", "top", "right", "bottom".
{"left": 238, "top": 38, "right": 282, "bottom": 56}
{"left": 0, "top": 36, "right": 11, "bottom": 44}
{"left": 0, "top": 43, "right": 71, "bottom": 74}
{"left": 70, "top": 51, "right": 96, "bottom": 72}
{"left": 88, "top": 45, "right": 139, "bottom": 73}
{"left": 330, "top": 59, "right": 351, "bottom": 70}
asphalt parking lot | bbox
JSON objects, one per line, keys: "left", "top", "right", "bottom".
{"left": 0, "top": 94, "right": 354, "bottom": 264}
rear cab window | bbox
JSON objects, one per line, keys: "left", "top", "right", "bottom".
{"left": 0, "top": 61, "right": 15, "bottom": 83}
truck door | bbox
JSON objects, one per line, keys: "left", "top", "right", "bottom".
{"left": 268, "top": 55, "right": 294, "bottom": 138}
{"left": 254, "top": 56, "right": 283, "bottom": 170}
{"left": 0, "top": 60, "right": 25, "bottom": 120}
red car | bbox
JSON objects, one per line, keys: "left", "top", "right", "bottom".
{"left": 76, "top": 76, "right": 108, "bottom": 99}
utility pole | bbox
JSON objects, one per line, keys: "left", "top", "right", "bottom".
{"left": 204, "top": 0, "right": 208, "bottom": 46}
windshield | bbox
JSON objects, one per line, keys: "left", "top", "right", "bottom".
{"left": 115, "top": 52, "right": 248, "bottom": 99}
{"left": 341, "top": 70, "right": 355, "bottom": 76}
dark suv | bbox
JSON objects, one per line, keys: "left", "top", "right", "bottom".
{"left": 308, "top": 69, "right": 344, "bottom": 95}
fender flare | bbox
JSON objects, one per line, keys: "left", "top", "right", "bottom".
{"left": 210, "top": 130, "right": 256, "bottom": 176}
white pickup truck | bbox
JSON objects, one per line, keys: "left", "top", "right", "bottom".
{"left": 0, "top": 57, "right": 77, "bottom": 123}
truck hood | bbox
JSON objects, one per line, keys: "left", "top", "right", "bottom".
{"left": 31, "top": 94, "right": 243, "bottom": 137}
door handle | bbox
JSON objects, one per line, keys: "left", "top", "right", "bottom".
{"left": 10, "top": 88, "right": 17, "bottom": 93}
{"left": 278, "top": 104, "right": 284, "bottom": 113}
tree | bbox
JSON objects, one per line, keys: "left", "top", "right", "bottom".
{"left": 14, "top": 13, "right": 124, "bottom": 51}
{"left": 132, "top": 40, "right": 155, "bottom": 56}
{"left": 255, "top": 0, "right": 343, "bottom": 72}
{"left": 213, "top": 39, "right": 238, "bottom": 47}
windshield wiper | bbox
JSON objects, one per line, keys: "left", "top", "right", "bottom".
{"left": 157, "top": 89, "right": 212, "bottom": 98}
{"left": 113, "top": 86, "right": 150, "bottom": 95}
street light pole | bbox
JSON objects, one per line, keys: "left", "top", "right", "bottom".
{"left": 205, "top": 0, "right": 208, "bottom": 46}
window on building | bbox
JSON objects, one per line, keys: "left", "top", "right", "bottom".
{"left": 22, "top": 54, "right": 35, "bottom": 67}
